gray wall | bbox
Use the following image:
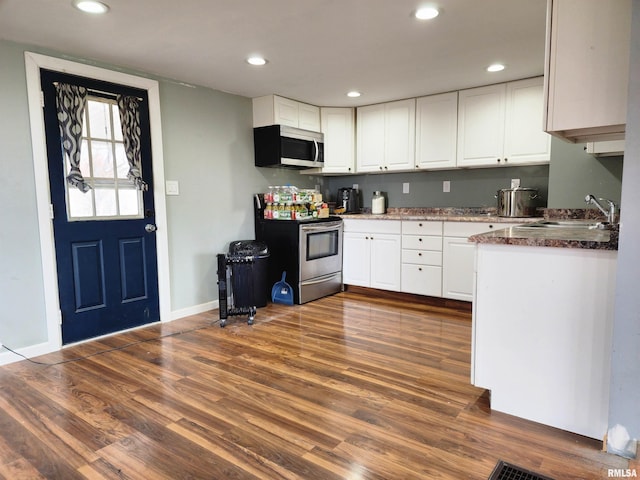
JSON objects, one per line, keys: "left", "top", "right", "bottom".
{"left": 325, "top": 137, "right": 623, "bottom": 212}
{"left": 0, "top": 39, "right": 319, "bottom": 350}
{"left": 608, "top": 0, "right": 640, "bottom": 454}
{"left": 548, "top": 140, "right": 623, "bottom": 208}
{"left": 158, "top": 81, "right": 319, "bottom": 311}
{"left": 325, "top": 165, "right": 549, "bottom": 210}
{"left": 0, "top": 41, "right": 48, "bottom": 348}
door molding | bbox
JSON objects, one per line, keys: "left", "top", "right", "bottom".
{"left": 24, "top": 51, "right": 171, "bottom": 352}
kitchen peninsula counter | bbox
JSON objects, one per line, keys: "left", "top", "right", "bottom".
{"left": 468, "top": 224, "right": 618, "bottom": 250}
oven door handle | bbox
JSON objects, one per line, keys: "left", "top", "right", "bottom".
{"left": 301, "top": 221, "right": 342, "bottom": 231}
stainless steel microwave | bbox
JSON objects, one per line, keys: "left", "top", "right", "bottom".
{"left": 254, "top": 125, "right": 324, "bottom": 168}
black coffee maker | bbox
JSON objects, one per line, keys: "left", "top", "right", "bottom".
{"left": 337, "top": 187, "right": 359, "bottom": 213}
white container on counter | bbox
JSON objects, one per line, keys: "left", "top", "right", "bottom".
{"left": 372, "top": 191, "right": 385, "bottom": 214}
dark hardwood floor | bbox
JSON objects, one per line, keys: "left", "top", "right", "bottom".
{"left": 0, "top": 289, "right": 633, "bottom": 479}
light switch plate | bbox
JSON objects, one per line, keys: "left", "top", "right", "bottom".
{"left": 403, "top": 182, "right": 410, "bottom": 194}
{"left": 443, "top": 180, "right": 450, "bottom": 193}
{"left": 166, "top": 180, "right": 180, "bottom": 196}
{"left": 511, "top": 178, "right": 521, "bottom": 188}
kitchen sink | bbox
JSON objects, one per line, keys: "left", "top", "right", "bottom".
{"left": 518, "top": 220, "right": 611, "bottom": 230}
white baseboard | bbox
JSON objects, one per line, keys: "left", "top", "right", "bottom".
{"left": 0, "top": 340, "right": 58, "bottom": 366}
{"left": 0, "top": 301, "right": 220, "bottom": 367}
{"left": 168, "top": 300, "right": 219, "bottom": 321}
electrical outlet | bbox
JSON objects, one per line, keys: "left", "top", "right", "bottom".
{"left": 403, "top": 182, "right": 410, "bottom": 194}
{"left": 443, "top": 180, "right": 450, "bottom": 193}
{"left": 511, "top": 178, "right": 521, "bottom": 188}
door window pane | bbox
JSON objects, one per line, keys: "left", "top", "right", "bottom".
{"left": 88, "top": 100, "right": 111, "bottom": 139}
{"left": 68, "top": 188, "right": 94, "bottom": 218}
{"left": 95, "top": 187, "right": 117, "bottom": 217}
{"left": 66, "top": 95, "right": 143, "bottom": 221}
{"left": 91, "top": 140, "right": 115, "bottom": 178}
{"left": 118, "top": 188, "right": 141, "bottom": 216}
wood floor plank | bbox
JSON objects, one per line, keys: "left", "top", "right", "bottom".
{"left": 0, "top": 290, "right": 631, "bottom": 479}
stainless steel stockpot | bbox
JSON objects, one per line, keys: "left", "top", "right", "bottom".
{"left": 496, "top": 187, "right": 539, "bottom": 217}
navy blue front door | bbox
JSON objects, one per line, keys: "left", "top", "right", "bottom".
{"left": 41, "top": 69, "right": 159, "bottom": 344}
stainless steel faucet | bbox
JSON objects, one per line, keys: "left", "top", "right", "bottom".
{"left": 585, "top": 194, "right": 616, "bottom": 223}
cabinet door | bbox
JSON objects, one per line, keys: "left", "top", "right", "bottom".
{"left": 415, "top": 92, "right": 458, "bottom": 170}
{"left": 321, "top": 107, "right": 355, "bottom": 174}
{"left": 343, "top": 232, "right": 371, "bottom": 287}
{"left": 442, "top": 237, "right": 477, "bottom": 301}
{"left": 384, "top": 99, "right": 416, "bottom": 171}
{"left": 545, "top": 0, "right": 630, "bottom": 140}
{"left": 457, "top": 84, "right": 506, "bottom": 167}
{"left": 370, "top": 234, "right": 401, "bottom": 291}
{"left": 273, "top": 96, "right": 299, "bottom": 127}
{"left": 298, "top": 103, "right": 321, "bottom": 132}
{"left": 356, "top": 104, "right": 386, "bottom": 172}
{"left": 504, "top": 78, "right": 550, "bottom": 165}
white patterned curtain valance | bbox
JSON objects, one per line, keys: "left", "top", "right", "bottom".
{"left": 55, "top": 83, "right": 90, "bottom": 193}
{"left": 117, "top": 95, "right": 148, "bottom": 191}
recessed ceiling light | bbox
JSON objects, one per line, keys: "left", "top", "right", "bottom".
{"left": 487, "top": 63, "right": 506, "bottom": 72}
{"left": 246, "top": 56, "right": 268, "bottom": 66}
{"left": 72, "top": 0, "right": 110, "bottom": 14}
{"left": 415, "top": 6, "right": 439, "bottom": 20}
{"left": 347, "top": 91, "right": 362, "bottom": 98}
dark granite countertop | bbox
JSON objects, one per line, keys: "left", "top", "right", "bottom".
{"left": 468, "top": 209, "right": 620, "bottom": 250}
{"left": 337, "top": 207, "right": 619, "bottom": 250}
{"left": 338, "top": 207, "right": 541, "bottom": 223}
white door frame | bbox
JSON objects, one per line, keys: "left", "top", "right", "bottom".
{"left": 24, "top": 51, "right": 171, "bottom": 351}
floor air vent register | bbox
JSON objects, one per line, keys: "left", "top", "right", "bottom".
{"left": 488, "top": 460, "right": 555, "bottom": 480}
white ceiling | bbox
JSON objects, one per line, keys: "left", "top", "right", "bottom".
{"left": 0, "top": 0, "right": 548, "bottom": 107}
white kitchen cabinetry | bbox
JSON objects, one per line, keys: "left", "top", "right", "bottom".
{"left": 473, "top": 243, "right": 617, "bottom": 439}
{"left": 357, "top": 99, "right": 416, "bottom": 173}
{"left": 343, "top": 220, "right": 401, "bottom": 291}
{"left": 585, "top": 140, "right": 625, "bottom": 157}
{"left": 401, "top": 221, "right": 443, "bottom": 297}
{"left": 442, "top": 222, "right": 518, "bottom": 301}
{"left": 544, "top": 0, "right": 631, "bottom": 143}
{"left": 457, "top": 78, "right": 550, "bottom": 167}
{"left": 415, "top": 92, "right": 458, "bottom": 170}
{"left": 253, "top": 94, "right": 321, "bottom": 132}
{"left": 320, "top": 107, "right": 355, "bottom": 174}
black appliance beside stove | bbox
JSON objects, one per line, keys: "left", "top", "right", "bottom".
{"left": 254, "top": 194, "right": 343, "bottom": 304}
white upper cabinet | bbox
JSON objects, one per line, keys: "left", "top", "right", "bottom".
{"left": 544, "top": 0, "right": 631, "bottom": 143}
{"left": 504, "top": 78, "right": 552, "bottom": 165}
{"left": 357, "top": 99, "right": 415, "bottom": 173}
{"left": 253, "top": 95, "right": 321, "bottom": 132}
{"left": 457, "top": 84, "right": 506, "bottom": 167}
{"left": 415, "top": 92, "right": 458, "bottom": 170}
{"left": 320, "top": 107, "right": 355, "bottom": 174}
{"left": 457, "top": 78, "right": 550, "bottom": 167}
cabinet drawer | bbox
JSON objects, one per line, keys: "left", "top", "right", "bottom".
{"left": 402, "top": 220, "right": 443, "bottom": 235}
{"left": 402, "top": 249, "right": 442, "bottom": 266}
{"left": 402, "top": 235, "right": 442, "bottom": 251}
{"left": 401, "top": 264, "right": 442, "bottom": 297}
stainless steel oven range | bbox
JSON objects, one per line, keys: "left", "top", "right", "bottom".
{"left": 255, "top": 197, "right": 343, "bottom": 304}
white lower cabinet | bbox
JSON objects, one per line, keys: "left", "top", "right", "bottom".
{"left": 442, "top": 222, "right": 518, "bottom": 301}
{"left": 401, "top": 221, "right": 443, "bottom": 296}
{"left": 343, "top": 220, "right": 401, "bottom": 291}
{"left": 344, "top": 219, "right": 520, "bottom": 301}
